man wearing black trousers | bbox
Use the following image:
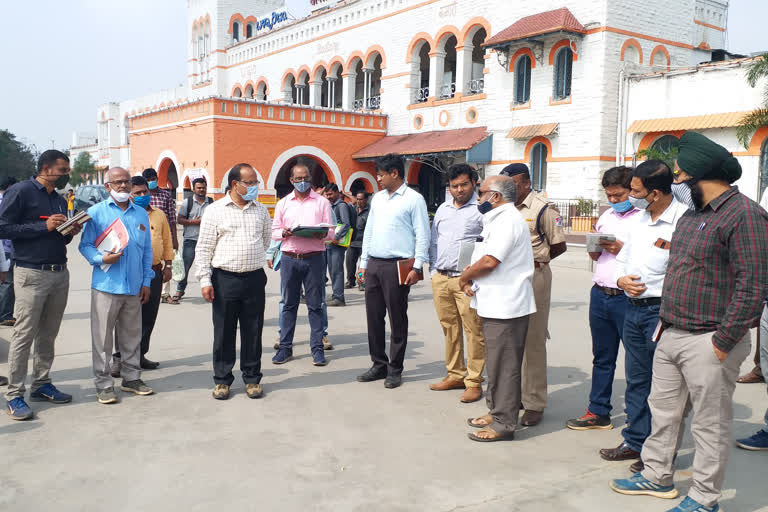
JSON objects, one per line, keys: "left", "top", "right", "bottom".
{"left": 195, "top": 164, "right": 271, "bottom": 400}
{"left": 356, "top": 154, "right": 430, "bottom": 389}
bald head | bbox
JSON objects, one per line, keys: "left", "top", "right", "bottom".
{"left": 104, "top": 167, "right": 132, "bottom": 199}
{"left": 106, "top": 167, "right": 130, "bottom": 182}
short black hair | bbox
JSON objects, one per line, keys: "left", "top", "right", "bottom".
{"left": 634, "top": 160, "right": 673, "bottom": 195}
{"left": 355, "top": 191, "right": 369, "bottom": 198}
{"left": 324, "top": 183, "right": 339, "bottom": 193}
{"left": 131, "top": 176, "right": 148, "bottom": 188}
{"left": 228, "top": 163, "right": 252, "bottom": 188}
{"left": 37, "top": 150, "right": 69, "bottom": 173}
{"left": 192, "top": 177, "right": 207, "bottom": 188}
{"left": 142, "top": 168, "right": 158, "bottom": 180}
{"left": 601, "top": 166, "right": 633, "bottom": 190}
{"left": 374, "top": 153, "right": 405, "bottom": 179}
{"left": 447, "top": 164, "right": 478, "bottom": 183}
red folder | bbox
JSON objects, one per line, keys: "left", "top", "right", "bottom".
{"left": 94, "top": 218, "right": 130, "bottom": 253}
{"left": 397, "top": 258, "right": 423, "bottom": 286}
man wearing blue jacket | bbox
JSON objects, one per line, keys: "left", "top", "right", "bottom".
{"left": 79, "top": 168, "right": 155, "bottom": 405}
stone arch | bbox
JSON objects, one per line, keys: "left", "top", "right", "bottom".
{"left": 509, "top": 48, "right": 537, "bottom": 70}
{"left": 548, "top": 40, "right": 579, "bottom": 65}
{"left": 364, "top": 45, "right": 387, "bottom": 69}
{"left": 621, "top": 39, "right": 644, "bottom": 64}
{"left": 434, "top": 25, "right": 461, "bottom": 51}
{"left": 406, "top": 33, "right": 435, "bottom": 64}
{"left": 345, "top": 51, "right": 365, "bottom": 73}
{"left": 268, "top": 146, "right": 342, "bottom": 190}
{"left": 650, "top": 45, "right": 671, "bottom": 68}
{"left": 345, "top": 171, "right": 379, "bottom": 193}
{"left": 459, "top": 17, "right": 491, "bottom": 47}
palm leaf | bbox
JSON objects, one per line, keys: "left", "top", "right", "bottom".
{"left": 737, "top": 108, "right": 768, "bottom": 148}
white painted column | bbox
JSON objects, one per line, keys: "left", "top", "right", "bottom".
{"left": 309, "top": 80, "right": 322, "bottom": 107}
{"left": 456, "top": 44, "right": 474, "bottom": 95}
{"left": 429, "top": 50, "right": 446, "bottom": 100}
{"left": 342, "top": 72, "right": 356, "bottom": 110}
{"left": 363, "top": 69, "right": 371, "bottom": 109}
{"left": 327, "top": 77, "right": 337, "bottom": 108}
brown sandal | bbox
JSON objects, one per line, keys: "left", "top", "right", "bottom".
{"left": 165, "top": 295, "right": 180, "bottom": 305}
{"left": 467, "top": 414, "right": 493, "bottom": 428}
{"left": 467, "top": 426, "right": 515, "bottom": 442}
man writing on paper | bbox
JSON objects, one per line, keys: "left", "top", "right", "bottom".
{"left": 0, "top": 151, "right": 80, "bottom": 420}
{"left": 323, "top": 183, "right": 352, "bottom": 307}
{"left": 79, "top": 167, "right": 155, "bottom": 405}
{"left": 460, "top": 176, "right": 536, "bottom": 442}
{"left": 110, "top": 176, "right": 174, "bottom": 376}
{"left": 357, "top": 153, "right": 430, "bottom": 389}
{"left": 270, "top": 160, "right": 333, "bottom": 367}
{"left": 428, "top": 164, "right": 485, "bottom": 403}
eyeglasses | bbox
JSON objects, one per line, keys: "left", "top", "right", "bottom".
{"left": 238, "top": 180, "right": 259, "bottom": 186}
{"left": 107, "top": 180, "right": 131, "bottom": 187}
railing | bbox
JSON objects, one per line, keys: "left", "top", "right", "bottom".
{"left": 414, "top": 87, "right": 429, "bottom": 103}
{"left": 440, "top": 82, "right": 456, "bottom": 99}
{"left": 468, "top": 78, "right": 484, "bottom": 95}
{"left": 366, "top": 95, "right": 381, "bottom": 110}
{"left": 547, "top": 198, "right": 605, "bottom": 233}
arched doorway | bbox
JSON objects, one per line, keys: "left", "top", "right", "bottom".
{"left": 157, "top": 157, "right": 179, "bottom": 198}
{"left": 274, "top": 155, "right": 332, "bottom": 198}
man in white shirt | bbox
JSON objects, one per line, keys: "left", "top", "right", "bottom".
{"left": 459, "top": 176, "right": 536, "bottom": 442}
{"left": 196, "top": 164, "right": 272, "bottom": 400}
{"left": 599, "top": 160, "right": 688, "bottom": 471}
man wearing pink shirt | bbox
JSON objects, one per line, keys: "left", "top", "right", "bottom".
{"left": 567, "top": 166, "right": 640, "bottom": 430}
{"left": 271, "top": 161, "right": 334, "bottom": 366}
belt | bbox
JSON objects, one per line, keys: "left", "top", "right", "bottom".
{"left": 282, "top": 251, "right": 324, "bottom": 260}
{"left": 534, "top": 261, "right": 549, "bottom": 269}
{"left": 152, "top": 263, "right": 163, "bottom": 271}
{"left": 436, "top": 269, "right": 460, "bottom": 277}
{"left": 595, "top": 284, "right": 623, "bottom": 296}
{"left": 628, "top": 297, "right": 662, "bottom": 307}
{"left": 16, "top": 262, "right": 67, "bottom": 272}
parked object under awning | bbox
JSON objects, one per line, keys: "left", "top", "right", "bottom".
{"left": 506, "top": 123, "right": 559, "bottom": 139}
{"left": 484, "top": 7, "right": 586, "bottom": 49}
{"left": 627, "top": 111, "right": 754, "bottom": 133}
{"left": 352, "top": 127, "right": 491, "bottom": 162}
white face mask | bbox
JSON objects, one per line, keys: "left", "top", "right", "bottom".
{"left": 110, "top": 189, "right": 131, "bottom": 203}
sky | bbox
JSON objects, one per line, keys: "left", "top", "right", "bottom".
{"left": 0, "top": 0, "right": 766, "bottom": 154}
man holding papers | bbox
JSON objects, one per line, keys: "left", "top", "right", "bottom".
{"left": 427, "top": 164, "right": 485, "bottom": 403}
{"left": 323, "top": 183, "right": 352, "bottom": 307}
{"left": 79, "top": 168, "right": 155, "bottom": 405}
{"left": 357, "top": 154, "right": 430, "bottom": 389}
{"left": 271, "top": 160, "right": 333, "bottom": 367}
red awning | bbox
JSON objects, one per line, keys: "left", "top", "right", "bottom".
{"left": 484, "top": 7, "right": 586, "bottom": 47}
{"left": 352, "top": 127, "right": 489, "bottom": 160}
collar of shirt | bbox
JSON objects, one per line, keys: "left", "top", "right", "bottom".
{"left": 106, "top": 196, "right": 141, "bottom": 213}
{"left": 387, "top": 182, "right": 409, "bottom": 198}
{"left": 288, "top": 189, "right": 323, "bottom": 203}
{"left": 222, "top": 192, "right": 258, "bottom": 210}
{"left": 520, "top": 191, "right": 536, "bottom": 209}
{"left": 705, "top": 186, "right": 739, "bottom": 212}
{"left": 445, "top": 193, "right": 478, "bottom": 210}
{"left": 646, "top": 198, "right": 686, "bottom": 226}
{"left": 483, "top": 202, "right": 514, "bottom": 223}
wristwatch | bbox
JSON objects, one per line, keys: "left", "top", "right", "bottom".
{"left": 413, "top": 267, "right": 423, "bottom": 275}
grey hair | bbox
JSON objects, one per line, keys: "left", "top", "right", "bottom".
{"left": 489, "top": 177, "right": 517, "bottom": 203}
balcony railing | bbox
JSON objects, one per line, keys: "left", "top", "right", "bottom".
{"left": 468, "top": 78, "right": 485, "bottom": 95}
{"left": 414, "top": 87, "right": 429, "bottom": 103}
{"left": 440, "top": 82, "right": 456, "bottom": 99}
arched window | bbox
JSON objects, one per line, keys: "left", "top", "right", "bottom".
{"left": 530, "top": 142, "right": 548, "bottom": 191}
{"left": 553, "top": 48, "right": 573, "bottom": 100}
{"left": 514, "top": 55, "right": 531, "bottom": 104}
{"left": 759, "top": 138, "right": 768, "bottom": 198}
{"left": 232, "top": 22, "right": 240, "bottom": 43}
{"left": 233, "top": 87, "right": 242, "bottom": 98}
{"left": 246, "top": 24, "right": 253, "bottom": 38}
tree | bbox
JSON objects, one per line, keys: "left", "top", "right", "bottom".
{"left": 0, "top": 129, "right": 37, "bottom": 182}
{"left": 737, "top": 53, "right": 768, "bottom": 149}
{"left": 70, "top": 152, "right": 96, "bottom": 186}
{"left": 636, "top": 146, "right": 679, "bottom": 171}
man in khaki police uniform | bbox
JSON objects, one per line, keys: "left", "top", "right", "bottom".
{"left": 502, "top": 163, "right": 567, "bottom": 426}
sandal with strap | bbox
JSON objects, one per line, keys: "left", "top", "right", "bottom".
{"left": 467, "top": 414, "right": 493, "bottom": 428}
{"left": 165, "top": 295, "right": 180, "bottom": 305}
{"left": 467, "top": 426, "right": 515, "bottom": 443}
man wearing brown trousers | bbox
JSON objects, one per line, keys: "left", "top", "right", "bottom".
{"left": 428, "top": 164, "right": 485, "bottom": 403}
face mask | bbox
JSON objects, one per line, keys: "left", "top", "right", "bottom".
{"left": 110, "top": 189, "right": 131, "bottom": 203}
{"left": 147, "top": 180, "right": 158, "bottom": 190}
{"left": 240, "top": 183, "right": 259, "bottom": 201}
{"left": 477, "top": 192, "right": 496, "bottom": 214}
{"left": 53, "top": 174, "right": 70, "bottom": 190}
{"left": 628, "top": 193, "right": 652, "bottom": 210}
{"left": 133, "top": 195, "right": 151, "bottom": 208}
{"left": 610, "top": 200, "right": 633, "bottom": 213}
{"left": 294, "top": 181, "right": 311, "bottom": 193}
{"left": 671, "top": 181, "right": 696, "bottom": 210}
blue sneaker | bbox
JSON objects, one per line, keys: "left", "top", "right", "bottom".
{"left": 666, "top": 496, "right": 719, "bottom": 512}
{"left": 610, "top": 472, "right": 678, "bottom": 499}
{"left": 30, "top": 383, "right": 72, "bottom": 404}
{"left": 736, "top": 429, "right": 768, "bottom": 451}
{"left": 5, "top": 397, "right": 33, "bottom": 421}
{"left": 272, "top": 349, "right": 293, "bottom": 365}
{"left": 312, "top": 351, "right": 327, "bottom": 367}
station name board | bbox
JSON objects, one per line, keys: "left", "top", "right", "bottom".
{"left": 256, "top": 11, "right": 288, "bottom": 32}
{"left": 310, "top": 0, "right": 331, "bottom": 6}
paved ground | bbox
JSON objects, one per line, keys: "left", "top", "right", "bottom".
{"left": 1, "top": 240, "right": 766, "bottom": 512}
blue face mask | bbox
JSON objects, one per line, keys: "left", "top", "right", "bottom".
{"left": 241, "top": 184, "right": 259, "bottom": 201}
{"left": 133, "top": 195, "right": 151, "bottom": 208}
{"left": 147, "top": 180, "right": 158, "bottom": 190}
{"left": 610, "top": 200, "right": 633, "bottom": 213}
{"left": 294, "top": 181, "right": 311, "bottom": 193}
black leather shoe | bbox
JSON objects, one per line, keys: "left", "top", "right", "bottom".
{"left": 599, "top": 442, "right": 641, "bottom": 461}
{"left": 629, "top": 459, "right": 644, "bottom": 473}
{"left": 384, "top": 374, "right": 402, "bottom": 389}
{"left": 140, "top": 357, "right": 160, "bottom": 370}
{"left": 356, "top": 367, "right": 387, "bottom": 382}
